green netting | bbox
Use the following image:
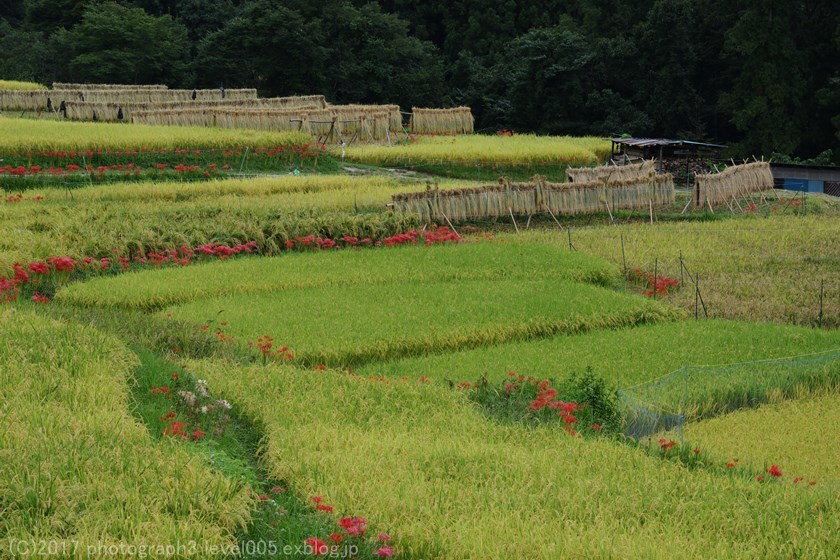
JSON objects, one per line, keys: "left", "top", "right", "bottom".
{"left": 619, "top": 349, "right": 840, "bottom": 438}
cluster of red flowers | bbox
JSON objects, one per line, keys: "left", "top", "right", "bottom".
{"left": 0, "top": 241, "right": 257, "bottom": 304}
{"left": 284, "top": 226, "right": 462, "bottom": 252}
{"left": 526, "top": 381, "right": 581, "bottom": 434}
{"left": 658, "top": 438, "right": 677, "bottom": 451}
{"left": 497, "top": 129, "right": 514, "bottom": 136}
{"left": 382, "top": 226, "right": 461, "bottom": 247}
{"left": 626, "top": 268, "right": 680, "bottom": 297}
{"left": 4, "top": 193, "right": 44, "bottom": 203}
{"left": 304, "top": 507, "right": 395, "bottom": 557}
{"left": 247, "top": 335, "right": 294, "bottom": 363}
{"left": 770, "top": 198, "right": 803, "bottom": 212}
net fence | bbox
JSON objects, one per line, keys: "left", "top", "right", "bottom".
{"left": 618, "top": 348, "right": 840, "bottom": 438}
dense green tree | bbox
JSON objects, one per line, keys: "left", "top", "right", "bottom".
{"left": 0, "top": 0, "right": 837, "bottom": 159}
{"left": 51, "top": 2, "right": 190, "bottom": 85}
{"left": 634, "top": 0, "right": 704, "bottom": 137}
{"left": 719, "top": 1, "right": 807, "bottom": 155}
{"left": 0, "top": 18, "right": 49, "bottom": 81}
{"left": 194, "top": 1, "right": 326, "bottom": 93}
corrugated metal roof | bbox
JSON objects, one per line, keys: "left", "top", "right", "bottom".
{"left": 611, "top": 137, "right": 727, "bottom": 149}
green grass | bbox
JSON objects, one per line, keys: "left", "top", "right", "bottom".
{"left": 184, "top": 358, "right": 840, "bottom": 559}
{"left": 161, "top": 278, "right": 679, "bottom": 367}
{"left": 358, "top": 320, "right": 840, "bottom": 386}
{"left": 57, "top": 242, "right": 618, "bottom": 310}
{"left": 0, "top": 308, "right": 250, "bottom": 547}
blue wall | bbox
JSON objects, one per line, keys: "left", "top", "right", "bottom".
{"left": 783, "top": 179, "right": 824, "bottom": 193}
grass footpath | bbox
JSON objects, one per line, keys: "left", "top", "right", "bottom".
{"left": 0, "top": 309, "right": 250, "bottom": 552}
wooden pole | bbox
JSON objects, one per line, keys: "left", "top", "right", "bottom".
{"left": 509, "top": 208, "right": 519, "bottom": 233}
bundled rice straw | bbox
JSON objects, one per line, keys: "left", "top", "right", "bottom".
{"left": 65, "top": 97, "right": 325, "bottom": 122}
{"left": 0, "top": 88, "right": 259, "bottom": 112}
{"left": 52, "top": 83, "right": 168, "bottom": 90}
{"left": 332, "top": 104, "right": 402, "bottom": 132}
{"left": 694, "top": 162, "right": 773, "bottom": 209}
{"left": 410, "top": 107, "right": 474, "bottom": 134}
{"left": 566, "top": 160, "right": 656, "bottom": 183}
{"left": 393, "top": 174, "right": 675, "bottom": 222}
{"left": 133, "top": 106, "right": 392, "bottom": 142}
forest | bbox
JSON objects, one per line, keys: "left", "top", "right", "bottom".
{"left": 1, "top": 0, "right": 838, "bottom": 161}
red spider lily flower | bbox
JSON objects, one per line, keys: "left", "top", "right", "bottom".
{"left": 376, "top": 547, "right": 395, "bottom": 558}
{"left": 164, "top": 421, "right": 186, "bottom": 436}
{"left": 316, "top": 504, "right": 333, "bottom": 513}
{"left": 258, "top": 494, "right": 269, "bottom": 501}
{"left": 808, "top": 481, "right": 816, "bottom": 486}
{"left": 793, "top": 477, "right": 804, "bottom": 484}
{"left": 328, "top": 533, "right": 343, "bottom": 544}
{"left": 725, "top": 462, "right": 735, "bottom": 468}
{"left": 311, "top": 496, "right": 323, "bottom": 504}
{"left": 378, "top": 533, "right": 391, "bottom": 542}
{"left": 766, "top": 465, "right": 783, "bottom": 478}
{"left": 591, "top": 424, "right": 603, "bottom": 430}
{"left": 271, "top": 486, "right": 285, "bottom": 494}
{"left": 757, "top": 475, "right": 764, "bottom": 482}
{"left": 304, "top": 537, "right": 329, "bottom": 556}
{"left": 28, "top": 261, "right": 49, "bottom": 275}
{"left": 658, "top": 438, "right": 676, "bottom": 451}
{"left": 191, "top": 430, "right": 205, "bottom": 441}
{"left": 171, "top": 373, "right": 179, "bottom": 380}
{"left": 12, "top": 264, "right": 30, "bottom": 284}
{"left": 692, "top": 449, "right": 701, "bottom": 454}
{"left": 339, "top": 517, "right": 367, "bottom": 537}
{"left": 31, "top": 293, "right": 50, "bottom": 304}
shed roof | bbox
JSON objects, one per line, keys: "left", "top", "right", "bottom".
{"left": 611, "top": 138, "right": 727, "bottom": 149}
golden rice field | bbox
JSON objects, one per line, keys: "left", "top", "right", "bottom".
{"left": 0, "top": 80, "right": 46, "bottom": 90}
{"left": 186, "top": 358, "right": 840, "bottom": 560}
{"left": 0, "top": 309, "right": 250, "bottom": 548}
{"left": 0, "top": 116, "right": 310, "bottom": 153}
{"left": 684, "top": 393, "right": 840, "bottom": 482}
{"left": 342, "top": 134, "right": 611, "bottom": 165}
{"left": 521, "top": 215, "right": 840, "bottom": 327}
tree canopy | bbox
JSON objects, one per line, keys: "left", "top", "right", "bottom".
{"left": 1, "top": 0, "right": 837, "bottom": 161}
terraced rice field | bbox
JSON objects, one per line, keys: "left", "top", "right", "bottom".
{"left": 2, "top": 116, "right": 838, "bottom": 559}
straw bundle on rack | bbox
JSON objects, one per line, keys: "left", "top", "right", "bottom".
{"left": 132, "top": 106, "right": 392, "bottom": 142}
{"left": 566, "top": 160, "right": 656, "bottom": 183}
{"left": 132, "top": 108, "right": 305, "bottom": 131}
{"left": 0, "top": 89, "right": 57, "bottom": 111}
{"left": 392, "top": 174, "right": 674, "bottom": 222}
{"left": 694, "top": 162, "right": 773, "bottom": 209}
{"left": 66, "top": 100, "right": 323, "bottom": 122}
{"left": 52, "top": 83, "right": 168, "bottom": 90}
{"left": 332, "top": 104, "right": 402, "bottom": 132}
{"left": 410, "top": 107, "right": 474, "bottom": 134}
